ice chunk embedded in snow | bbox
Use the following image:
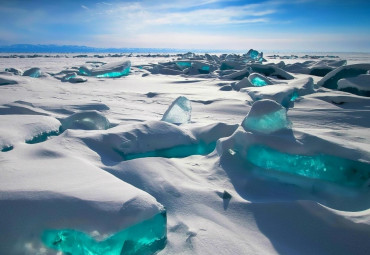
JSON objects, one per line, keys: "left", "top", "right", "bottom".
{"left": 242, "top": 99, "right": 291, "bottom": 134}
{"left": 246, "top": 145, "right": 370, "bottom": 188}
{"left": 61, "top": 110, "right": 110, "bottom": 131}
{"left": 5, "top": 67, "right": 23, "bottom": 75}
{"left": 248, "top": 73, "right": 272, "bottom": 86}
{"left": 23, "top": 67, "right": 41, "bottom": 78}
{"left": 161, "top": 96, "right": 192, "bottom": 125}
{"left": 79, "top": 61, "right": 131, "bottom": 78}
{"left": 42, "top": 210, "right": 167, "bottom": 255}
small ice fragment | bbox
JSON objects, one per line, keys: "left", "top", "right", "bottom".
{"left": 242, "top": 99, "right": 291, "bottom": 134}
{"left": 161, "top": 96, "right": 191, "bottom": 125}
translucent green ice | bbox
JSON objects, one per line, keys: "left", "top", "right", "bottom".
{"left": 176, "top": 62, "right": 192, "bottom": 70}
{"left": 1, "top": 145, "right": 13, "bottom": 152}
{"left": 251, "top": 77, "right": 268, "bottom": 86}
{"left": 246, "top": 145, "right": 370, "bottom": 187}
{"left": 42, "top": 210, "right": 167, "bottom": 255}
{"left": 247, "top": 49, "right": 259, "bottom": 60}
{"left": 95, "top": 67, "right": 130, "bottom": 78}
{"left": 290, "top": 91, "right": 299, "bottom": 101}
{"left": 242, "top": 108, "right": 291, "bottom": 134}
{"left": 25, "top": 130, "right": 60, "bottom": 144}
{"left": 121, "top": 141, "right": 217, "bottom": 161}
{"left": 161, "top": 96, "right": 191, "bottom": 125}
{"left": 23, "top": 68, "right": 41, "bottom": 78}
{"left": 198, "top": 65, "right": 210, "bottom": 74}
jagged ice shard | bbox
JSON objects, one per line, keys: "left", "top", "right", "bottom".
{"left": 42, "top": 210, "right": 167, "bottom": 255}
{"left": 161, "top": 96, "right": 192, "bottom": 125}
{"left": 242, "top": 99, "right": 291, "bottom": 134}
{"left": 246, "top": 145, "right": 370, "bottom": 188}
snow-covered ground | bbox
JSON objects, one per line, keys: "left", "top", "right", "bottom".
{"left": 0, "top": 52, "right": 369, "bottom": 255}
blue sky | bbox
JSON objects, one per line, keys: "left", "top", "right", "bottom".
{"left": 0, "top": 0, "right": 369, "bottom": 51}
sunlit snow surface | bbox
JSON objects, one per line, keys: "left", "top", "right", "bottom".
{"left": 0, "top": 52, "right": 370, "bottom": 255}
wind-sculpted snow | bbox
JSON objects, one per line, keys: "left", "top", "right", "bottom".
{"left": 250, "top": 64, "right": 294, "bottom": 80}
{"left": 0, "top": 74, "right": 18, "bottom": 85}
{"left": 242, "top": 77, "right": 315, "bottom": 107}
{"left": 0, "top": 115, "right": 61, "bottom": 148}
{"left": 337, "top": 74, "right": 370, "bottom": 97}
{"left": 317, "top": 64, "right": 370, "bottom": 90}
{"left": 61, "top": 110, "right": 110, "bottom": 131}
{"left": 74, "top": 121, "right": 238, "bottom": 162}
{"left": 162, "top": 96, "right": 192, "bottom": 125}
{"left": 242, "top": 100, "right": 291, "bottom": 134}
{"left": 282, "top": 60, "right": 347, "bottom": 76}
{"left": 79, "top": 61, "right": 131, "bottom": 78}
{"left": 42, "top": 210, "right": 167, "bottom": 255}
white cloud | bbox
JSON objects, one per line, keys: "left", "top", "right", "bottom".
{"left": 90, "top": 31, "right": 370, "bottom": 52}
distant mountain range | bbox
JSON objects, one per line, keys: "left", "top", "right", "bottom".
{"left": 0, "top": 44, "right": 229, "bottom": 53}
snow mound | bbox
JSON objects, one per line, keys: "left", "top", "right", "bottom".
{"left": 162, "top": 96, "right": 192, "bottom": 125}
{"left": 79, "top": 61, "right": 131, "bottom": 78}
{"left": 74, "top": 121, "right": 237, "bottom": 163}
{"left": 0, "top": 74, "right": 18, "bottom": 85}
{"left": 61, "top": 110, "right": 110, "bottom": 131}
{"left": 337, "top": 74, "right": 370, "bottom": 97}
{"left": 220, "top": 68, "right": 250, "bottom": 80}
{"left": 242, "top": 77, "right": 314, "bottom": 107}
{"left": 0, "top": 115, "right": 61, "bottom": 149}
{"left": 317, "top": 63, "right": 370, "bottom": 89}
{"left": 250, "top": 63, "right": 294, "bottom": 80}
{"left": 282, "top": 60, "right": 347, "bottom": 76}
{"left": 241, "top": 99, "right": 291, "bottom": 134}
